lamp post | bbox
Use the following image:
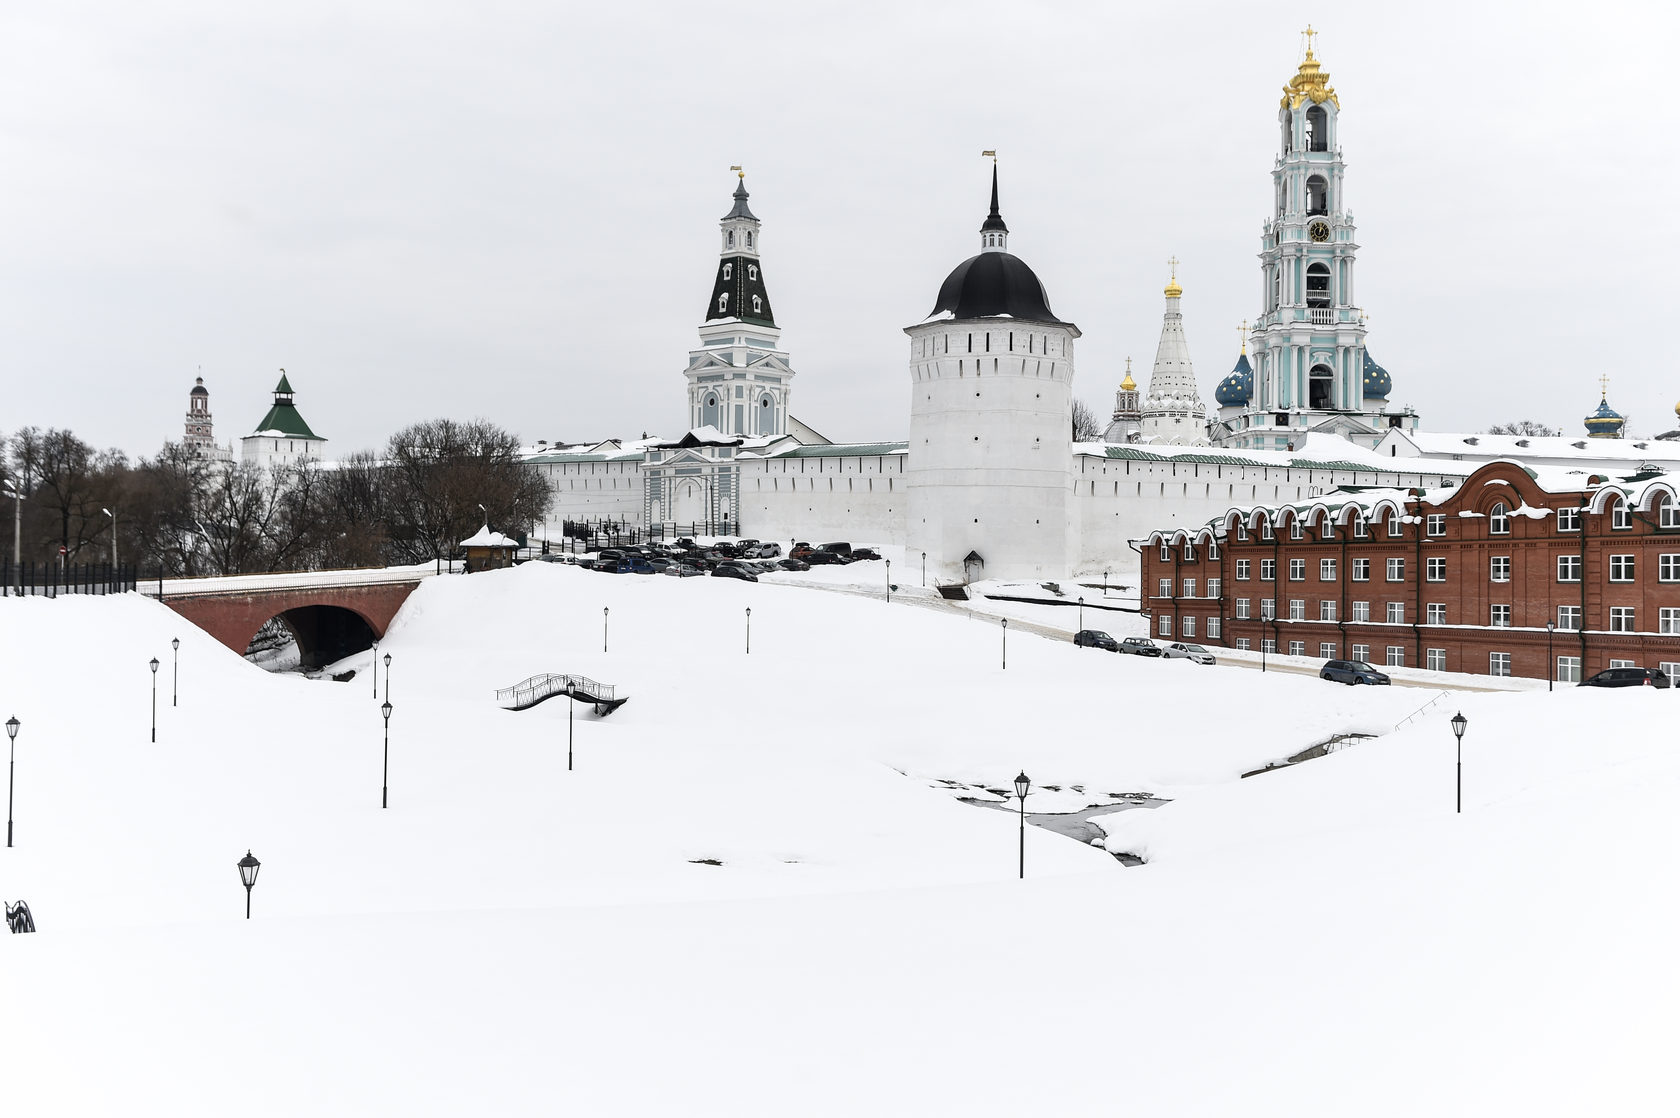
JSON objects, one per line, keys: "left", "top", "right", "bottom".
{"left": 103, "top": 507, "right": 116, "bottom": 570}
{"left": 1078, "top": 596, "right": 1085, "bottom": 631}
{"left": 371, "top": 639, "right": 379, "bottom": 697}
{"left": 567, "top": 686, "right": 574, "bottom": 772}
{"left": 381, "top": 700, "right": 393, "bottom": 808}
{"left": 383, "top": 652, "right": 392, "bottom": 703}
{"left": 237, "top": 850, "right": 260, "bottom": 919}
{"left": 603, "top": 607, "right": 610, "bottom": 653}
{"left": 8, "top": 484, "right": 22, "bottom": 595}
{"left": 745, "top": 607, "right": 751, "bottom": 654}
{"left": 1261, "top": 625, "right": 1268, "bottom": 673}
{"left": 6, "top": 716, "right": 19, "bottom": 848}
{"left": 1104, "top": 569, "right": 1110, "bottom": 598}
{"left": 921, "top": 551, "right": 927, "bottom": 587}
{"left": 1001, "top": 618, "right": 1008, "bottom": 670}
{"left": 171, "top": 637, "right": 180, "bottom": 707}
{"left": 1451, "top": 710, "right": 1467, "bottom": 815}
{"left": 885, "top": 559, "right": 891, "bottom": 603}
{"left": 1014, "top": 770, "right": 1031, "bottom": 879}
{"left": 149, "top": 657, "right": 159, "bottom": 742}
{"left": 1546, "top": 621, "right": 1555, "bottom": 692}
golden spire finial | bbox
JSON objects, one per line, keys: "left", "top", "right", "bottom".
{"left": 1302, "top": 25, "right": 1317, "bottom": 57}
{"left": 1120, "top": 356, "right": 1136, "bottom": 393}
{"left": 1163, "top": 256, "right": 1182, "bottom": 297}
{"left": 1599, "top": 373, "right": 1611, "bottom": 400}
{"left": 981, "top": 149, "right": 997, "bottom": 163}
{"left": 730, "top": 164, "right": 744, "bottom": 179}
{"left": 1238, "top": 320, "right": 1248, "bottom": 355}
{"left": 1282, "top": 28, "right": 1339, "bottom": 109}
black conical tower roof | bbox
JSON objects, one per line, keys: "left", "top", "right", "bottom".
{"left": 980, "top": 163, "right": 1008, "bottom": 233}
{"left": 724, "top": 176, "right": 757, "bottom": 221}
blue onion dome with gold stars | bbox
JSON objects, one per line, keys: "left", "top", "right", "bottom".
{"left": 1585, "top": 393, "right": 1626, "bottom": 438}
{"left": 1361, "top": 349, "right": 1391, "bottom": 399}
{"left": 1215, "top": 351, "right": 1253, "bottom": 407}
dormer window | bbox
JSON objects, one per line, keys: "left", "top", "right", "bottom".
{"left": 751, "top": 295, "right": 762, "bottom": 314}
{"left": 717, "top": 293, "right": 728, "bottom": 312}
{"left": 723, "top": 263, "right": 732, "bottom": 280}
{"left": 748, "top": 265, "right": 758, "bottom": 281}
{"left": 1611, "top": 500, "right": 1632, "bottom": 530}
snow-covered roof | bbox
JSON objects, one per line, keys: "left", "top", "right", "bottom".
{"left": 460, "top": 526, "right": 518, "bottom": 549}
{"left": 1391, "top": 430, "right": 1675, "bottom": 463}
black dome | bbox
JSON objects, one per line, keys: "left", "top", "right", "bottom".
{"left": 929, "top": 252, "right": 1066, "bottom": 324}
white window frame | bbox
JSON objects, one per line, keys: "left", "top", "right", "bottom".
{"left": 1426, "top": 514, "right": 1446, "bottom": 536}
{"left": 1386, "top": 557, "right": 1405, "bottom": 582}
{"left": 1320, "top": 600, "right": 1337, "bottom": 621}
{"left": 1558, "top": 555, "right": 1582, "bottom": 582}
{"left": 1235, "top": 637, "right": 1250, "bottom": 651}
{"left": 1426, "top": 603, "right": 1446, "bottom": 625}
{"left": 1206, "top": 616, "right": 1221, "bottom": 638}
{"left": 1351, "top": 557, "right": 1370, "bottom": 582}
{"left": 1182, "top": 578, "right": 1196, "bottom": 598}
{"left": 1426, "top": 648, "right": 1446, "bottom": 671}
{"left": 1489, "top": 504, "right": 1510, "bottom": 534}
{"left": 1610, "top": 554, "right": 1635, "bottom": 582}
{"left": 1182, "top": 616, "right": 1196, "bottom": 638}
{"left": 1661, "top": 554, "right": 1680, "bottom": 582}
{"left": 1352, "top": 601, "right": 1370, "bottom": 622}
{"left": 1660, "top": 607, "right": 1680, "bottom": 635}
{"left": 1491, "top": 604, "right": 1511, "bottom": 627}
{"left": 1386, "top": 602, "right": 1405, "bottom": 624}
{"left": 1351, "top": 643, "right": 1370, "bottom": 661}
{"left": 1386, "top": 646, "right": 1405, "bottom": 667}
{"left": 1289, "top": 558, "right": 1306, "bottom": 581}
{"left": 1288, "top": 640, "right": 1305, "bottom": 656}
{"left": 1158, "top": 578, "right": 1172, "bottom": 598}
{"left": 1236, "top": 559, "right": 1251, "bottom": 581}
{"left": 1426, "top": 556, "right": 1446, "bottom": 582}
{"left": 1612, "top": 502, "right": 1632, "bottom": 530}
{"left": 1261, "top": 638, "right": 1277, "bottom": 654}
{"left": 1289, "top": 599, "right": 1305, "bottom": 621}
{"left": 1557, "top": 656, "right": 1582, "bottom": 683}
{"left": 1490, "top": 652, "right": 1512, "bottom": 677}
{"left": 1235, "top": 598, "right": 1251, "bottom": 619}
{"left": 1610, "top": 606, "right": 1635, "bottom": 633}
{"left": 1490, "top": 556, "right": 1511, "bottom": 582}
{"left": 1557, "top": 605, "right": 1581, "bottom": 630}
{"left": 1320, "top": 558, "right": 1337, "bottom": 581}
{"left": 1159, "top": 614, "right": 1173, "bottom": 636}
{"left": 1556, "top": 507, "right": 1580, "bottom": 532}
{"left": 1320, "top": 642, "right": 1338, "bottom": 659}
{"left": 1207, "top": 578, "right": 1222, "bottom": 598}
{"left": 1261, "top": 599, "right": 1276, "bottom": 620}
{"left": 1261, "top": 559, "right": 1276, "bottom": 581}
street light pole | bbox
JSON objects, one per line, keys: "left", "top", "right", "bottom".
{"left": 6, "top": 716, "right": 19, "bottom": 848}
{"left": 745, "top": 607, "right": 751, "bottom": 655}
{"left": 237, "top": 850, "right": 260, "bottom": 919}
{"left": 1546, "top": 621, "right": 1555, "bottom": 692}
{"left": 1104, "top": 569, "right": 1109, "bottom": 598}
{"left": 603, "top": 607, "right": 610, "bottom": 653}
{"left": 171, "top": 637, "right": 180, "bottom": 707}
{"left": 885, "top": 559, "right": 891, "bottom": 603}
{"left": 149, "top": 657, "right": 159, "bottom": 742}
{"left": 103, "top": 507, "right": 116, "bottom": 571}
{"left": 921, "top": 551, "right": 926, "bottom": 587}
{"left": 383, "top": 653, "right": 392, "bottom": 703}
{"left": 1451, "top": 710, "right": 1468, "bottom": 815}
{"left": 1078, "top": 596, "right": 1084, "bottom": 631}
{"left": 1014, "top": 771, "right": 1031, "bottom": 879}
{"left": 381, "top": 700, "right": 393, "bottom": 808}
{"left": 371, "top": 639, "right": 379, "bottom": 698}
{"left": 568, "top": 689, "right": 574, "bottom": 772}
{"left": 1001, "top": 618, "right": 1008, "bottom": 670}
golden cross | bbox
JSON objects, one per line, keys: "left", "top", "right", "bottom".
{"left": 1599, "top": 373, "right": 1611, "bottom": 398}
{"left": 1303, "top": 25, "right": 1317, "bottom": 53}
{"left": 1167, "top": 255, "right": 1179, "bottom": 282}
{"left": 1237, "top": 321, "right": 1248, "bottom": 353}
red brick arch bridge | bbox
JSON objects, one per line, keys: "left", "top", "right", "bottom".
{"left": 146, "top": 567, "right": 435, "bottom": 669}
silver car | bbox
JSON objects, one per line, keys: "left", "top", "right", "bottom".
{"left": 1163, "top": 642, "right": 1216, "bottom": 665}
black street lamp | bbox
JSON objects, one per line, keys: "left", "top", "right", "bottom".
{"left": 603, "top": 607, "right": 610, "bottom": 653}
{"left": 1104, "top": 569, "right": 1110, "bottom": 597}
{"left": 1014, "top": 770, "right": 1031, "bottom": 879}
{"left": 1001, "top": 618, "right": 1008, "bottom": 670}
{"left": 885, "top": 559, "right": 891, "bottom": 603}
{"left": 921, "top": 551, "right": 927, "bottom": 587}
{"left": 1451, "top": 710, "right": 1468, "bottom": 814}
{"left": 1078, "top": 596, "right": 1085, "bottom": 631}
{"left": 745, "top": 607, "right": 751, "bottom": 655}
{"left": 381, "top": 700, "right": 393, "bottom": 808}
{"left": 1546, "top": 621, "right": 1555, "bottom": 692}
{"left": 149, "top": 657, "right": 159, "bottom": 742}
{"left": 383, "top": 652, "right": 392, "bottom": 703}
{"left": 6, "top": 716, "right": 19, "bottom": 848}
{"left": 171, "top": 637, "right": 180, "bottom": 707}
{"left": 237, "top": 850, "right": 260, "bottom": 919}
{"left": 371, "top": 639, "right": 380, "bottom": 697}
{"left": 1261, "top": 626, "right": 1268, "bottom": 673}
{"left": 567, "top": 685, "right": 575, "bottom": 772}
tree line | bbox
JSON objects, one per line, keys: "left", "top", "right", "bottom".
{"left": 0, "top": 419, "right": 550, "bottom": 577}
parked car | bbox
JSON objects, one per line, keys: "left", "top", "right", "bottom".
{"left": 806, "top": 549, "right": 847, "bottom": 565}
{"left": 663, "top": 562, "right": 705, "bottom": 577}
{"left": 1320, "top": 659, "right": 1391, "bottom": 685}
{"left": 615, "top": 557, "right": 655, "bottom": 575}
{"left": 646, "top": 557, "right": 673, "bottom": 574}
{"left": 1579, "top": 667, "right": 1672, "bottom": 689}
{"left": 712, "top": 563, "right": 759, "bottom": 582}
{"left": 819, "top": 542, "right": 853, "bottom": 558}
{"left": 1163, "top": 642, "right": 1216, "bottom": 665}
{"left": 1074, "top": 630, "right": 1120, "bottom": 651}
{"left": 850, "top": 547, "right": 882, "bottom": 561}
{"left": 776, "top": 558, "right": 811, "bottom": 572}
{"left": 752, "top": 542, "right": 783, "bottom": 558}
{"left": 1118, "top": 637, "right": 1164, "bottom": 657}
{"left": 790, "top": 543, "right": 817, "bottom": 560}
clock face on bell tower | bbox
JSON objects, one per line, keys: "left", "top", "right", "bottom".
{"left": 1309, "top": 220, "right": 1330, "bottom": 242}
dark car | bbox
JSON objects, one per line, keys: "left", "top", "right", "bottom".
{"left": 1579, "top": 667, "right": 1672, "bottom": 689}
{"left": 615, "top": 558, "right": 655, "bottom": 575}
{"left": 806, "top": 549, "right": 847, "bottom": 565}
{"left": 712, "top": 563, "right": 758, "bottom": 582}
{"left": 819, "top": 542, "right": 853, "bottom": 558}
{"left": 790, "top": 543, "right": 817, "bottom": 560}
{"left": 1074, "top": 630, "right": 1120, "bottom": 651}
{"left": 1118, "top": 637, "right": 1164, "bottom": 657}
{"left": 850, "top": 547, "right": 882, "bottom": 561}
{"left": 776, "top": 557, "right": 810, "bottom": 572}
{"left": 1320, "top": 659, "right": 1391, "bottom": 686}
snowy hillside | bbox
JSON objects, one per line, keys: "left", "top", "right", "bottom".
{"left": 0, "top": 565, "right": 1673, "bottom": 1115}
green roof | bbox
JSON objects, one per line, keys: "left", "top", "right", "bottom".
{"left": 250, "top": 403, "right": 320, "bottom": 440}
{"left": 769, "top": 442, "right": 908, "bottom": 458}
{"left": 275, "top": 373, "right": 295, "bottom": 395}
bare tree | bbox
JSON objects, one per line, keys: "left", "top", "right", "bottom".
{"left": 1071, "top": 399, "right": 1104, "bottom": 442}
{"left": 1486, "top": 420, "right": 1561, "bottom": 437}
{"left": 384, "top": 419, "right": 549, "bottom": 562}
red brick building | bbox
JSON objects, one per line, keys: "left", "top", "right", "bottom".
{"left": 1140, "top": 460, "right": 1680, "bottom": 683}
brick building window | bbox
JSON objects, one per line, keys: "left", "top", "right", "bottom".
{"left": 1182, "top": 616, "right": 1196, "bottom": 637}
{"left": 1159, "top": 615, "right": 1173, "bottom": 636}
{"left": 1556, "top": 507, "right": 1580, "bottom": 532}
{"left": 1426, "top": 648, "right": 1446, "bottom": 671}
{"left": 1320, "top": 558, "right": 1337, "bottom": 580}
{"left": 1208, "top": 540, "right": 1220, "bottom": 559}
{"left": 1558, "top": 555, "right": 1582, "bottom": 582}
{"left": 1291, "top": 520, "right": 1304, "bottom": 540}
{"left": 1352, "top": 601, "right": 1370, "bottom": 622}
{"left": 1287, "top": 640, "right": 1303, "bottom": 656}
{"left": 1660, "top": 608, "right": 1680, "bottom": 635}
{"left": 1612, "top": 502, "right": 1632, "bottom": 530}
{"left": 1426, "top": 557, "right": 1446, "bottom": 582}
{"left": 1661, "top": 662, "right": 1680, "bottom": 685}
{"left": 1352, "top": 558, "right": 1370, "bottom": 581}
{"left": 1426, "top": 603, "right": 1446, "bottom": 625}
{"left": 1236, "top": 598, "right": 1250, "bottom": 619}
{"left": 1662, "top": 502, "right": 1680, "bottom": 530}
{"left": 1386, "top": 557, "right": 1405, "bottom": 581}
{"left": 1352, "top": 516, "right": 1367, "bottom": 538}
{"left": 1236, "top": 559, "right": 1251, "bottom": 580}
{"left": 1158, "top": 578, "right": 1172, "bottom": 597}
{"left": 1160, "top": 542, "right": 1170, "bottom": 561}
{"left": 1386, "top": 602, "right": 1405, "bottom": 624}
{"left": 1610, "top": 555, "right": 1635, "bottom": 582}
{"left": 1387, "top": 646, "right": 1405, "bottom": 667}
{"left": 1610, "top": 659, "right": 1636, "bottom": 669}
{"left": 1207, "top": 617, "right": 1221, "bottom": 638}
{"left": 1557, "top": 656, "right": 1582, "bottom": 683}
{"left": 1320, "top": 600, "right": 1337, "bottom": 621}
{"left": 1320, "top": 642, "right": 1337, "bottom": 658}
{"left": 1610, "top": 607, "right": 1635, "bottom": 632}
{"left": 1261, "top": 559, "right": 1276, "bottom": 581}
{"left": 1289, "top": 559, "right": 1306, "bottom": 581}
{"left": 1261, "top": 599, "right": 1276, "bottom": 620}
{"left": 1236, "top": 637, "right": 1250, "bottom": 651}
{"left": 1289, "top": 599, "right": 1305, "bottom": 620}
{"left": 1321, "top": 520, "right": 1335, "bottom": 540}
{"left": 1490, "top": 556, "right": 1511, "bottom": 582}
{"left": 1182, "top": 578, "right": 1196, "bottom": 597}
{"left": 1261, "top": 519, "right": 1274, "bottom": 540}
{"left": 1351, "top": 643, "right": 1370, "bottom": 661}
{"left": 1426, "top": 514, "right": 1446, "bottom": 536}
{"left": 1207, "top": 578, "right": 1221, "bottom": 598}
{"left": 1661, "top": 554, "right": 1680, "bottom": 581}
{"left": 1387, "top": 513, "right": 1403, "bottom": 537}
{"left": 1558, "top": 605, "right": 1581, "bottom": 630}
{"left": 1491, "top": 604, "right": 1511, "bottom": 627}
{"left": 1261, "top": 638, "right": 1277, "bottom": 654}
{"left": 1236, "top": 522, "right": 1248, "bottom": 541}
{"left": 1490, "top": 652, "right": 1512, "bottom": 677}
{"left": 1489, "top": 503, "right": 1510, "bottom": 534}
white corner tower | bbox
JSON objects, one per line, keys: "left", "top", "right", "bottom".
{"left": 905, "top": 163, "right": 1081, "bottom": 583}
{"left": 1139, "top": 261, "right": 1208, "bottom": 445}
{"left": 682, "top": 171, "right": 796, "bottom": 439}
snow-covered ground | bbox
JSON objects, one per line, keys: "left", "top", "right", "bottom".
{"left": 1, "top": 564, "right": 1673, "bottom": 1115}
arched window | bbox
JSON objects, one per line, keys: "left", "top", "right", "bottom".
{"left": 752, "top": 295, "right": 762, "bottom": 314}
{"left": 703, "top": 393, "right": 721, "bottom": 429}
{"left": 727, "top": 231, "right": 735, "bottom": 248}
{"left": 1306, "top": 263, "right": 1331, "bottom": 309}
{"left": 1611, "top": 499, "right": 1631, "bottom": 530}
{"left": 723, "top": 263, "right": 732, "bottom": 280}
{"left": 717, "top": 292, "right": 728, "bottom": 312}
{"left": 758, "top": 395, "right": 773, "bottom": 435}
{"left": 1306, "top": 106, "right": 1328, "bottom": 152}
{"left": 1660, "top": 493, "right": 1680, "bottom": 529}
{"left": 1490, "top": 503, "right": 1510, "bottom": 534}
{"left": 1306, "top": 174, "right": 1328, "bottom": 215}
{"left": 745, "top": 231, "right": 752, "bottom": 248}
{"left": 748, "top": 265, "right": 757, "bottom": 281}
{"left": 1309, "top": 363, "right": 1333, "bottom": 409}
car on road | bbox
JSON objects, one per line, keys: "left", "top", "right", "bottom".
{"left": 712, "top": 563, "right": 759, "bottom": 582}
{"left": 1320, "top": 659, "right": 1391, "bottom": 685}
{"left": 1074, "top": 630, "right": 1120, "bottom": 651}
{"left": 1118, "top": 637, "right": 1164, "bottom": 657}
{"left": 1579, "top": 667, "right": 1672, "bottom": 689}
{"left": 819, "top": 542, "right": 854, "bottom": 559}
{"left": 850, "top": 547, "right": 882, "bottom": 562}
{"left": 806, "top": 549, "right": 848, "bottom": 565}
{"left": 776, "top": 557, "right": 810, "bottom": 572}
{"left": 1164, "top": 642, "right": 1216, "bottom": 665}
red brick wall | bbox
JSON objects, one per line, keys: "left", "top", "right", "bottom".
{"left": 165, "top": 582, "right": 419, "bottom": 656}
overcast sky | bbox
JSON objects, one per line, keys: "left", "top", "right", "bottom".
{"left": 6, "top": 1, "right": 1678, "bottom": 459}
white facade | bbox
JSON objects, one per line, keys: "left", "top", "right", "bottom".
{"left": 1138, "top": 275, "right": 1208, "bottom": 445}
{"left": 240, "top": 375, "right": 327, "bottom": 471}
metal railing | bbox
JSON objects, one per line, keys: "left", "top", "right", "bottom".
{"left": 2, "top": 561, "right": 136, "bottom": 598}
{"left": 495, "top": 673, "right": 616, "bottom": 710}
{"left": 1394, "top": 690, "right": 1454, "bottom": 731}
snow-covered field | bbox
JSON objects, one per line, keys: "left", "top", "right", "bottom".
{"left": 1, "top": 563, "right": 1673, "bottom": 1115}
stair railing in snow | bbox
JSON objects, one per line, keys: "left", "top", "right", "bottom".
{"left": 1394, "top": 690, "right": 1453, "bottom": 732}
{"left": 6, "top": 899, "right": 35, "bottom": 933}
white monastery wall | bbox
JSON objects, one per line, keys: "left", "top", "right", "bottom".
{"left": 739, "top": 454, "right": 905, "bottom": 546}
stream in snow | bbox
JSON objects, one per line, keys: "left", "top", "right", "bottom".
{"left": 928, "top": 780, "right": 1167, "bottom": 865}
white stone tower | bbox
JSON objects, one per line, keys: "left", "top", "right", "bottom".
{"left": 184, "top": 376, "right": 216, "bottom": 455}
{"left": 1103, "top": 358, "right": 1143, "bottom": 443}
{"left": 682, "top": 171, "right": 795, "bottom": 439}
{"left": 1139, "top": 263, "right": 1208, "bottom": 445}
{"left": 905, "top": 164, "right": 1080, "bottom": 583}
